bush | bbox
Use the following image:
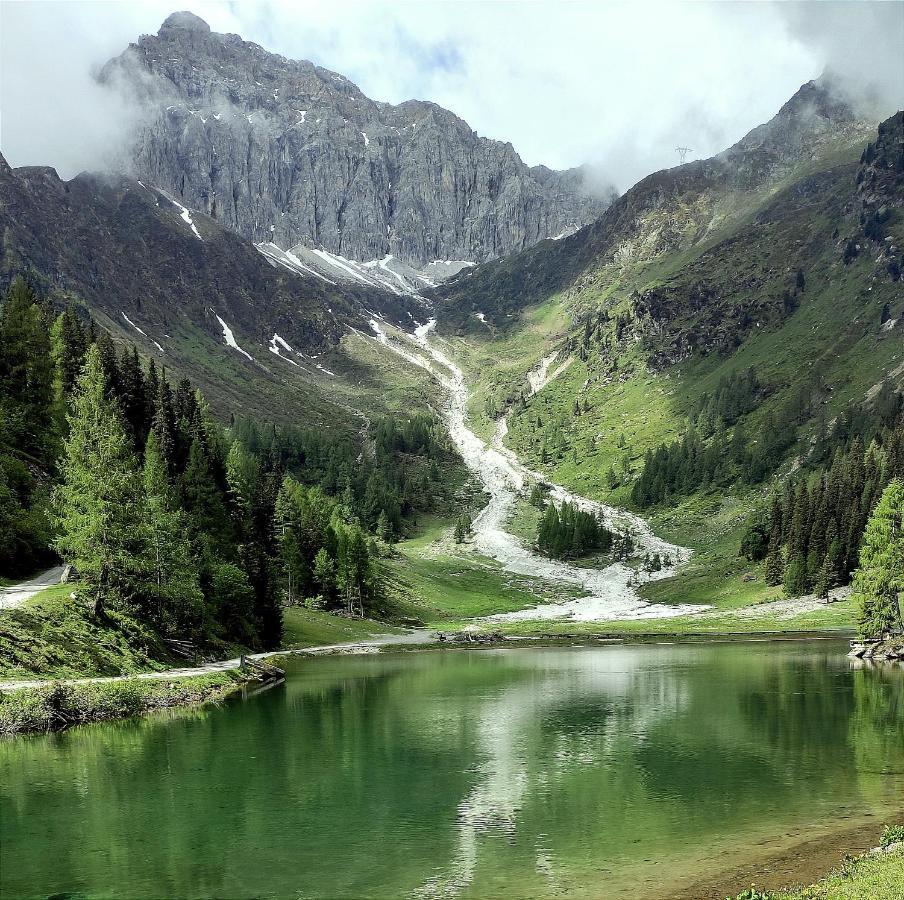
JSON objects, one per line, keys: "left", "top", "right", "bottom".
{"left": 880, "top": 824, "right": 904, "bottom": 848}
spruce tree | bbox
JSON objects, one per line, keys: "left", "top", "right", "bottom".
{"left": 783, "top": 554, "right": 808, "bottom": 597}
{"left": 765, "top": 547, "right": 785, "bottom": 586}
{"left": 50, "top": 307, "right": 87, "bottom": 404}
{"left": 813, "top": 553, "right": 833, "bottom": 601}
{"left": 0, "top": 278, "right": 55, "bottom": 464}
{"left": 225, "top": 439, "right": 260, "bottom": 533}
{"left": 853, "top": 479, "right": 904, "bottom": 637}
{"left": 139, "top": 432, "right": 203, "bottom": 632}
{"left": 180, "top": 437, "right": 232, "bottom": 556}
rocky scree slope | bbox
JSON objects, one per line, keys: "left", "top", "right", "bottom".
{"left": 101, "top": 11, "right": 608, "bottom": 268}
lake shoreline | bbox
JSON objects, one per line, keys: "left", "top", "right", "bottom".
{"left": 0, "top": 671, "right": 251, "bottom": 737}
{"left": 0, "top": 628, "right": 872, "bottom": 737}
{"left": 4, "top": 628, "right": 893, "bottom": 739}
{"left": 3, "top": 640, "right": 901, "bottom": 899}
{"left": 667, "top": 818, "right": 904, "bottom": 900}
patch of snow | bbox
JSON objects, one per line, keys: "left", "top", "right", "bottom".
{"left": 157, "top": 192, "right": 202, "bottom": 240}
{"left": 121, "top": 312, "right": 146, "bottom": 336}
{"left": 268, "top": 334, "right": 298, "bottom": 366}
{"left": 215, "top": 315, "right": 253, "bottom": 360}
{"left": 475, "top": 312, "right": 488, "bottom": 324}
{"left": 310, "top": 248, "right": 371, "bottom": 283}
{"left": 369, "top": 319, "right": 389, "bottom": 345}
{"left": 361, "top": 131, "right": 369, "bottom": 146}
{"left": 254, "top": 242, "right": 337, "bottom": 285}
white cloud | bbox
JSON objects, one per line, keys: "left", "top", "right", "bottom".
{"left": 1, "top": 1, "right": 900, "bottom": 191}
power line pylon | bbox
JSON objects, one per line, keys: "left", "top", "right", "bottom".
{"left": 675, "top": 146, "right": 692, "bottom": 165}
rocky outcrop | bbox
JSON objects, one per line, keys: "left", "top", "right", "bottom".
{"left": 100, "top": 12, "right": 608, "bottom": 267}
{"left": 848, "top": 636, "right": 904, "bottom": 662}
{"left": 436, "top": 79, "right": 879, "bottom": 331}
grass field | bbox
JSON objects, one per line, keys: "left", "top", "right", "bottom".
{"left": 281, "top": 606, "right": 402, "bottom": 647}
{"left": 0, "top": 584, "right": 171, "bottom": 679}
{"left": 771, "top": 848, "right": 904, "bottom": 900}
{"left": 382, "top": 518, "right": 581, "bottom": 628}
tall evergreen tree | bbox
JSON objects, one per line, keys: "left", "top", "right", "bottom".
{"left": 52, "top": 346, "right": 143, "bottom": 615}
{"left": 0, "top": 278, "right": 55, "bottom": 464}
{"left": 139, "top": 432, "right": 203, "bottom": 633}
{"left": 853, "top": 479, "right": 904, "bottom": 637}
{"left": 180, "top": 437, "right": 232, "bottom": 556}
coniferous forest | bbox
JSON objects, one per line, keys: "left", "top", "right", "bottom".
{"left": 631, "top": 365, "right": 904, "bottom": 602}
{"left": 0, "top": 278, "right": 459, "bottom": 650}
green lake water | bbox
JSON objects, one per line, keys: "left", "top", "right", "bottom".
{"left": 2, "top": 642, "right": 903, "bottom": 899}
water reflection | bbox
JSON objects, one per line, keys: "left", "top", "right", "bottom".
{"left": 2, "top": 643, "right": 902, "bottom": 900}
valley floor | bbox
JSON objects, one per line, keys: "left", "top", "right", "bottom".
{"left": 0, "top": 316, "right": 863, "bottom": 707}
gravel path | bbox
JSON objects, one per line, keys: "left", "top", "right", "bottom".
{"left": 0, "top": 567, "right": 65, "bottom": 611}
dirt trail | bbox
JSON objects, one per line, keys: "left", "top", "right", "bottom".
{"left": 0, "top": 630, "right": 432, "bottom": 692}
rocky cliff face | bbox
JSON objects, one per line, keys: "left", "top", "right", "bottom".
{"left": 101, "top": 11, "right": 608, "bottom": 267}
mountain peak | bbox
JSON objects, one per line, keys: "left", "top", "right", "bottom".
{"left": 102, "top": 15, "right": 606, "bottom": 266}
{"left": 159, "top": 11, "right": 211, "bottom": 35}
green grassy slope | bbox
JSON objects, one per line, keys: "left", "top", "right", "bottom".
{"left": 435, "top": 110, "right": 902, "bottom": 617}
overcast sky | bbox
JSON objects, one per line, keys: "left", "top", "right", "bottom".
{"left": 1, "top": 1, "right": 902, "bottom": 191}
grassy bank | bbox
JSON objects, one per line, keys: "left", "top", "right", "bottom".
{"left": 281, "top": 605, "right": 403, "bottom": 647}
{"left": 0, "top": 671, "right": 245, "bottom": 736}
{"left": 0, "top": 584, "right": 172, "bottom": 679}
{"left": 755, "top": 846, "right": 904, "bottom": 900}
{"left": 382, "top": 518, "right": 583, "bottom": 628}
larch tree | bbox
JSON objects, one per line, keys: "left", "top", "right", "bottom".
{"left": 52, "top": 345, "right": 143, "bottom": 615}
{"left": 853, "top": 478, "right": 904, "bottom": 638}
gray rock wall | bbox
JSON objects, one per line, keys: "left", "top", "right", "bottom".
{"left": 102, "top": 12, "right": 608, "bottom": 266}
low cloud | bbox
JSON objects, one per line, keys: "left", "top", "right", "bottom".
{"left": 1, "top": 1, "right": 901, "bottom": 191}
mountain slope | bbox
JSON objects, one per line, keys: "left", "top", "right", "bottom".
{"left": 100, "top": 11, "right": 608, "bottom": 267}
{"left": 0, "top": 153, "right": 434, "bottom": 427}
{"left": 436, "top": 96, "right": 903, "bottom": 609}
{"left": 435, "top": 79, "right": 879, "bottom": 329}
